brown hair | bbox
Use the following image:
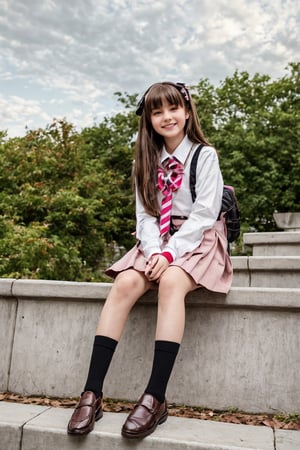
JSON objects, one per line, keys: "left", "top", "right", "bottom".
{"left": 134, "top": 82, "right": 210, "bottom": 217}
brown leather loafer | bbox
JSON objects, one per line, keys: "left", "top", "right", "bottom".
{"left": 67, "top": 391, "right": 103, "bottom": 435}
{"left": 121, "top": 393, "right": 168, "bottom": 439}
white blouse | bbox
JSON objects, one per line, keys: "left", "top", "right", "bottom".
{"left": 135, "top": 135, "right": 224, "bottom": 261}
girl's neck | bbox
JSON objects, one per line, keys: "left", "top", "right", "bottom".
{"left": 164, "top": 135, "right": 185, "bottom": 154}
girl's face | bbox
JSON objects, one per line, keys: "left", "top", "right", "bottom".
{"left": 150, "top": 100, "right": 189, "bottom": 149}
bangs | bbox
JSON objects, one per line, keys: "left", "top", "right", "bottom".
{"left": 144, "top": 83, "right": 185, "bottom": 115}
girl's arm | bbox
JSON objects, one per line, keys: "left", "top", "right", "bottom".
{"left": 135, "top": 188, "right": 161, "bottom": 259}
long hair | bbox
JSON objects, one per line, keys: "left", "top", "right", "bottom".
{"left": 134, "top": 82, "right": 210, "bottom": 217}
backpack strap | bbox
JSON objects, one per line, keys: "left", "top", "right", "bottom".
{"left": 189, "top": 143, "right": 240, "bottom": 252}
{"left": 189, "top": 143, "right": 205, "bottom": 202}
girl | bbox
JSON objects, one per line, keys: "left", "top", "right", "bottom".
{"left": 67, "top": 82, "right": 232, "bottom": 439}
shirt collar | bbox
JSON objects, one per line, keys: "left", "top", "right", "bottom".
{"left": 160, "top": 135, "right": 194, "bottom": 165}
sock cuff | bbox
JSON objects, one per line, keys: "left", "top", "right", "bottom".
{"left": 155, "top": 340, "right": 180, "bottom": 354}
{"left": 94, "top": 335, "right": 118, "bottom": 350}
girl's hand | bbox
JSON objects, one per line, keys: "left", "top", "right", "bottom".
{"left": 145, "top": 254, "right": 169, "bottom": 281}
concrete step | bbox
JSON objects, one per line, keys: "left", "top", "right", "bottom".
{"left": 2, "top": 401, "right": 300, "bottom": 450}
{"left": 243, "top": 231, "right": 300, "bottom": 256}
{"left": 232, "top": 256, "right": 300, "bottom": 288}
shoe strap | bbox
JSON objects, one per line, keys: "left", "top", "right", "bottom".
{"left": 76, "top": 391, "right": 97, "bottom": 408}
{"left": 138, "top": 394, "right": 160, "bottom": 414}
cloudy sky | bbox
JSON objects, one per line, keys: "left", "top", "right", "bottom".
{"left": 0, "top": 0, "right": 299, "bottom": 137}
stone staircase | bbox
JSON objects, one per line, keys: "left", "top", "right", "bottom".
{"left": 232, "top": 231, "right": 300, "bottom": 288}
{"left": 0, "top": 231, "right": 299, "bottom": 449}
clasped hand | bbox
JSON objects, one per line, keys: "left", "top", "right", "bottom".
{"left": 145, "top": 254, "right": 169, "bottom": 282}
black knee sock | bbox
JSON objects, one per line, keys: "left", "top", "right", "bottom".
{"left": 145, "top": 340, "right": 180, "bottom": 403}
{"left": 84, "top": 335, "right": 118, "bottom": 398}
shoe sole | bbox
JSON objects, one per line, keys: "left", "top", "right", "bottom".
{"left": 121, "top": 410, "right": 168, "bottom": 439}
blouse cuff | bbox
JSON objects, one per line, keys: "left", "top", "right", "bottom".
{"left": 160, "top": 251, "right": 174, "bottom": 263}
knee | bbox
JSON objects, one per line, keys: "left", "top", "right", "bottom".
{"left": 158, "top": 269, "right": 179, "bottom": 296}
{"left": 158, "top": 267, "right": 193, "bottom": 299}
{"left": 114, "top": 270, "right": 144, "bottom": 298}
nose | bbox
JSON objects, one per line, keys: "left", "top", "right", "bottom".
{"left": 162, "top": 109, "right": 172, "bottom": 121}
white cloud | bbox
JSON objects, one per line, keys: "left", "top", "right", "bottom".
{"left": 0, "top": 0, "right": 298, "bottom": 136}
{"left": 0, "top": 94, "right": 51, "bottom": 136}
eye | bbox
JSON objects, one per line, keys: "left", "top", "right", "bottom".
{"left": 151, "top": 110, "right": 161, "bottom": 116}
{"left": 170, "top": 105, "right": 178, "bottom": 111}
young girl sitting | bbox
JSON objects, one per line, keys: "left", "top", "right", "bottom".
{"left": 67, "top": 81, "right": 233, "bottom": 439}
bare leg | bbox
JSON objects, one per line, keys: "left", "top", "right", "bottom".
{"left": 156, "top": 266, "right": 196, "bottom": 343}
{"left": 96, "top": 269, "right": 152, "bottom": 340}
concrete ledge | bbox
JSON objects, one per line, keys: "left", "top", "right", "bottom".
{"left": 249, "top": 256, "right": 300, "bottom": 270}
{"left": 0, "top": 278, "right": 15, "bottom": 296}
{"left": 243, "top": 232, "right": 300, "bottom": 256}
{"left": 4, "top": 278, "right": 300, "bottom": 309}
{"left": 0, "top": 296, "right": 17, "bottom": 392}
{"left": 11, "top": 279, "right": 112, "bottom": 301}
{"left": 231, "top": 256, "right": 300, "bottom": 288}
{"left": 0, "top": 402, "right": 279, "bottom": 450}
{"left": 232, "top": 286, "right": 299, "bottom": 308}
{"left": 248, "top": 257, "right": 300, "bottom": 288}
{"left": 232, "top": 257, "right": 250, "bottom": 287}
{"left": 1, "top": 281, "right": 299, "bottom": 412}
{"left": 244, "top": 232, "right": 300, "bottom": 244}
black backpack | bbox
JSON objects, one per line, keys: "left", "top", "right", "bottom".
{"left": 189, "top": 144, "right": 240, "bottom": 245}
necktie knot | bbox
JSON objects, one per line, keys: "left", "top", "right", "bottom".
{"left": 157, "top": 157, "right": 184, "bottom": 236}
{"left": 157, "top": 157, "right": 184, "bottom": 194}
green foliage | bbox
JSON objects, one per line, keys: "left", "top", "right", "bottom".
{"left": 0, "top": 65, "right": 299, "bottom": 278}
{"left": 0, "top": 217, "right": 83, "bottom": 280}
{"left": 192, "top": 63, "right": 300, "bottom": 233}
{"left": 0, "top": 118, "right": 136, "bottom": 281}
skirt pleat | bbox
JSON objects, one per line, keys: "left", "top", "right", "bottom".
{"left": 105, "top": 219, "right": 233, "bottom": 294}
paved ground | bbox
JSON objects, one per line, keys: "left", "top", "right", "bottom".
{"left": 1, "top": 391, "right": 299, "bottom": 430}
{"left": 1, "top": 401, "right": 300, "bottom": 450}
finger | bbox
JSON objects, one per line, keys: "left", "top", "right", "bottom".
{"left": 150, "top": 256, "right": 159, "bottom": 269}
{"left": 145, "top": 267, "right": 151, "bottom": 277}
{"left": 152, "top": 262, "right": 169, "bottom": 280}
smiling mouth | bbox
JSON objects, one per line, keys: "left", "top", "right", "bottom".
{"left": 163, "top": 123, "right": 176, "bottom": 128}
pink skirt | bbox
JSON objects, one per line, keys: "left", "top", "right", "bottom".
{"left": 105, "top": 219, "right": 233, "bottom": 294}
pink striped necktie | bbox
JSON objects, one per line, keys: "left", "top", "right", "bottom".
{"left": 157, "top": 157, "right": 184, "bottom": 236}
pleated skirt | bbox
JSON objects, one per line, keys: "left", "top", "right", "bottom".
{"left": 105, "top": 218, "right": 233, "bottom": 294}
